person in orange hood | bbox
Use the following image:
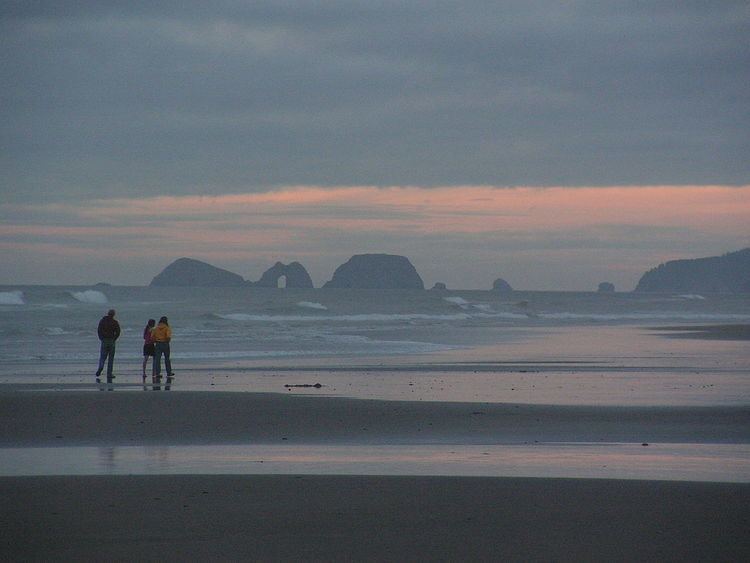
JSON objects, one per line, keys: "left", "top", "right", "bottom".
{"left": 151, "top": 316, "right": 173, "bottom": 381}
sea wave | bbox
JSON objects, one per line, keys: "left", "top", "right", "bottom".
{"left": 297, "top": 301, "right": 328, "bottom": 310}
{"left": 70, "top": 290, "right": 108, "bottom": 304}
{"left": 0, "top": 291, "right": 25, "bottom": 305}
{"left": 217, "top": 312, "right": 473, "bottom": 322}
{"left": 444, "top": 296, "right": 470, "bottom": 307}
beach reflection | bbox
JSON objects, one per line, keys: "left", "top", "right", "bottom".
{"left": 3, "top": 443, "right": 749, "bottom": 482}
{"left": 98, "top": 446, "right": 117, "bottom": 472}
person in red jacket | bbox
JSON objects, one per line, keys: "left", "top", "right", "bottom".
{"left": 96, "top": 309, "right": 121, "bottom": 382}
{"left": 142, "top": 318, "right": 156, "bottom": 381}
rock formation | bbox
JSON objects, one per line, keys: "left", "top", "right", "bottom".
{"left": 491, "top": 278, "right": 513, "bottom": 292}
{"left": 150, "top": 257, "right": 246, "bottom": 287}
{"left": 323, "top": 254, "right": 424, "bottom": 289}
{"left": 253, "top": 262, "right": 314, "bottom": 289}
{"left": 597, "top": 282, "right": 615, "bottom": 293}
{"left": 635, "top": 248, "right": 750, "bottom": 293}
{"left": 430, "top": 282, "right": 448, "bottom": 291}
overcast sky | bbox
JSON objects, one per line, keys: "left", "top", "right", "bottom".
{"left": 1, "top": 1, "right": 748, "bottom": 289}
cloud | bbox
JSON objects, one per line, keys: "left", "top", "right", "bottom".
{"left": 2, "top": 185, "right": 748, "bottom": 288}
{"left": 1, "top": 2, "right": 748, "bottom": 203}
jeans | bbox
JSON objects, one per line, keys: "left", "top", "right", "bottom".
{"left": 97, "top": 339, "right": 116, "bottom": 377}
{"left": 153, "top": 342, "right": 172, "bottom": 377}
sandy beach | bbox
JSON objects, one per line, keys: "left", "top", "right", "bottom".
{"left": 1, "top": 389, "right": 749, "bottom": 560}
{"left": 1, "top": 390, "right": 748, "bottom": 447}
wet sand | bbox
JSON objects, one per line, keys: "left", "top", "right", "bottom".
{"left": 2, "top": 475, "right": 748, "bottom": 562}
{"left": 651, "top": 323, "right": 750, "bottom": 340}
{"left": 1, "top": 390, "right": 748, "bottom": 446}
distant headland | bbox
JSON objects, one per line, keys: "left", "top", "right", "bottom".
{"left": 634, "top": 248, "right": 750, "bottom": 294}
{"left": 149, "top": 248, "right": 750, "bottom": 293}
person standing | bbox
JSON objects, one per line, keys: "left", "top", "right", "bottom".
{"left": 152, "top": 316, "right": 173, "bottom": 380}
{"left": 142, "top": 318, "right": 156, "bottom": 382}
{"left": 96, "top": 309, "right": 121, "bottom": 382}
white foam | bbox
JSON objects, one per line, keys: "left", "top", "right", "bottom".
{"left": 218, "top": 312, "right": 471, "bottom": 323}
{"left": 472, "top": 303, "right": 494, "bottom": 313}
{"left": 70, "top": 290, "right": 108, "bottom": 304}
{"left": 444, "top": 296, "right": 470, "bottom": 308}
{"left": 678, "top": 294, "right": 706, "bottom": 300}
{"left": 44, "top": 327, "right": 66, "bottom": 335}
{"left": 297, "top": 301, "right": 328, "bottom": 310}
{"left": 0, "top": 291, "right": 24, "bottom": 305}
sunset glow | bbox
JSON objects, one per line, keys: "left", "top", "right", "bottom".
{"left": 2, "top": 185, "right": 748, "bottom": 289}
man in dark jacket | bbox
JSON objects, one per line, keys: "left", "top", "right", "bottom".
{"left": 96, "top": 309, "right": 121, "bottom": 382}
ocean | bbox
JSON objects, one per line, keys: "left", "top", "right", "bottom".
{"left": 1, "top": 285, "right": 748, "bottom": 405}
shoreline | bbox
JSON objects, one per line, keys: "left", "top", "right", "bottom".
{"left": 2, "top": 474, "right": 748, "bottom": 561}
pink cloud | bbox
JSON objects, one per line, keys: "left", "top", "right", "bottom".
{"left": 2, "top": 185, "right": 748, "bottom": 266}
{"left": 11, "top": 185, "right": 748, "bottom": 233}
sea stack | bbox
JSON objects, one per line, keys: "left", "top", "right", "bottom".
{"left": 150, "top": 258, "right": 246, "bottom": 287}
{"left": 253, "top": 262, "right": 314, "bottom": 288}
{"left": 491, "top": 278, "right": 513, "bottom": 292}
{"left": 323, "top": 254, "right": 424, "bottom": 289}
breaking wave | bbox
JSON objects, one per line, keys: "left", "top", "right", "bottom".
{"left": 70, "top": 290, "right": 108, "bottom": 304}
{"left": 218, "top": 312, "right": 472, "bottom": 322}
{"left": 0, "top": 291, "right": 24, "bottom": 305}
{"left": 297, "top": 301, "right": 328, "bottom": 310}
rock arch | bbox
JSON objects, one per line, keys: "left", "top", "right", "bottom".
{"left": 254, "top": 262, "right": 314, "bottom": 289}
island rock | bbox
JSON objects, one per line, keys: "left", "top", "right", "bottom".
{"left": 635, "top": 248, "right": 750, "bottom": 293}
{"left": 491, "top": 278, "right": 513, "bottom": 292}
{"left": 150, "top": 257, "right": 246, "bottom": 287}
{"left": 323, "top": 254, "right": 424, "bottom": 289}
{"left": 253, "top": 262, "right": 314, "bottom": 289}
{"left": 430, "top": 282, "right": 448, "bottom": 291}
{"left": 597, "top": 282, "right": 615, "bottom": 293}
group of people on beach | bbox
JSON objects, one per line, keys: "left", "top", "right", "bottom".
{"left": 95, "top": 309, "right": 173, "bottom": 383}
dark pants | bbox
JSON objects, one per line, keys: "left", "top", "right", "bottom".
{"left": 153, "top": 342, "right": 172, "bottom": 377}
{"left": 97, "top": 339, "right": 116, "bottom": 377}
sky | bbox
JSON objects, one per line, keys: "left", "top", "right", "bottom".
{"left": 1, "top": 1, "right": 748, "bottom": 290}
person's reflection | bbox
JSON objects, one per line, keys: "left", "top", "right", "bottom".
{"left": 144, "top": 445, "right": 171, "bottom": 472}
{"left": 150, "top": 375, "right": 174, "bottom": 391}
{"left": 98, "top": 379, "right": 115, "bottom": 392}
{"left": 98, "top": 446, "right": 117, "bottom": 472}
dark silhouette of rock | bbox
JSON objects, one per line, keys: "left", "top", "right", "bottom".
{"left": 598, "top": 282, "right": 615, "bottom": 293}
{"left": 491, "top": 278, "right": 513, "bottom": 292}
{"left": 635, "top": 248, "right": 750, "bottom": 293}
{"left": 150, "top": 257, "right": 246, "bottom": 287}
{"left": 253, "top": 262, "right": 314, "bottom": 289}
{"left": 323, "top": 254, "right": 424, "bottom": 289}
{"left": 430, "top": 282, "right": 448, "bottom": 291}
